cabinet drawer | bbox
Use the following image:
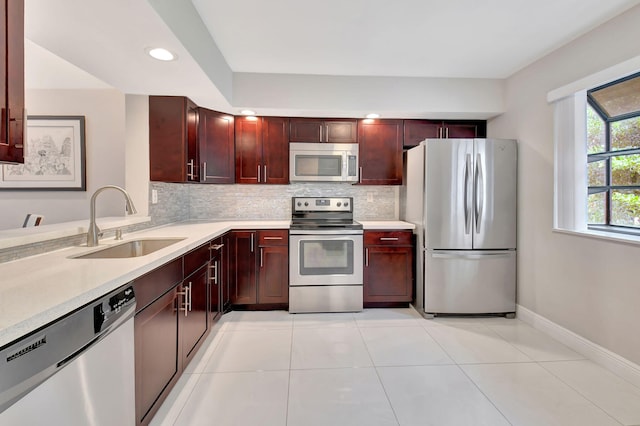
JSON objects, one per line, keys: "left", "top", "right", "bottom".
{"left": 258, "top": 229, "right": 289, "bottom": 246}
{"left": 184, "top": 243, "right": 211, "bottom": 277}
{"left": 134, "top": 258, "right": 182, "bottom": 312}
{"left": 364, "top": 231, "right": 412, "bottom": 246}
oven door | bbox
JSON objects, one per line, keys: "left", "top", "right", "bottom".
{"left": 289, "top": 232, "right": 363, "bottom": 286}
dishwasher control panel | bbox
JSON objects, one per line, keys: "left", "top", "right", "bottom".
{"left": 93, "top": 285, "right": 135, "bottom": 333}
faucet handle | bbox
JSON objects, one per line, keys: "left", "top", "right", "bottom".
{"left": 115, "top": 229, "right": 123, "bottom": 240}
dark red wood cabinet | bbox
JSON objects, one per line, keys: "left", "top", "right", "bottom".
{"left": 235, "top": 116, "right": 289, "bottom": 184}
{"left": 198, "top": 107, "right": 235, "bottom": 184}
{"left": 149, "top": 97, "right": 234, "bottom": 183}
{"left": 257, "top": 230, "right": 289, "bottom": 304}
{"left": 0, "top": 0, "right": 25, "bottom": 164}
{"left": 230, "top": 229, "right": 289, "bottom": 306}
{"left": 358, "top": 119, "right": 403, "bottom": 185}
{"left": 290, "top": 118, "right": 357, "bottom": 143}
{"left": 210, "top": 233, "right": 230, "bottom": 319}
{"left": 149, "top": 96, "right": 199, "bottom": 182}
{"left": 403, "top": 119, "right": 487, "bottom": 148}
{"left": 363, "top": 230, "right": 414, "bottom": 306}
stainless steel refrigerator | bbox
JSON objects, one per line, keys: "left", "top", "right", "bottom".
{"left": 401, "top": 139, "right": 517, "bottom": 316}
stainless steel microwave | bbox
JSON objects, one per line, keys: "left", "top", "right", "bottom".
{"left": 289, "top": 142, "right": 359, "bottom": 182}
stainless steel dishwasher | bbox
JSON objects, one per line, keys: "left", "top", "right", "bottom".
{"left": 0, "top": 284, "right": 136, "bottom": 425}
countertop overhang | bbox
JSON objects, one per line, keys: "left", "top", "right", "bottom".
{"left": 0, "top": 220, "right": 414, "bottom": 348}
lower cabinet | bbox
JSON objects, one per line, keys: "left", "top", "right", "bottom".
{"left": 133, "top": 243, "right": 212, "bottom": 426}
{"left": 363, "top": 230, "right": 414, "bottom": 306}
{"left": 231, "top": 229, "right": 289, "bottom": 306}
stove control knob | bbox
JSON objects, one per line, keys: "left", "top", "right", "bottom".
{"left": 297, "top": 202, "right": 301, "bottom": 206}
{"left": 344, "top": 202, "right": 349, "bottom": 207}
{"left": 304, "top": 202, "right": 309, "bottom": 206}
{"left": 337, "top": 202, "right": 342, "bottom": 207}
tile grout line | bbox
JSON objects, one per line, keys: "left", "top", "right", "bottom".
{"left": 285, "top": 321, "right": 294, "bottom": 426}
{"left": 536, "top": 360, "right": 625, "bottom": 426}
{"left": 355, "top": 319, "right": 401, "bottom": 426}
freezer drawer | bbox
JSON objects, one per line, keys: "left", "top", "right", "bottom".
{"left": 425, "top": 250, "right": 516, "bottom": 314}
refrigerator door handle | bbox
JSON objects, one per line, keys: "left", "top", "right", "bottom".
{"left": 431, "top": 252, "right": 512, "bottom": 260}
{"left": 475, "top": 153, "right": 484, "bottom": 233}
{"left": 464, "top": 153, "right": 472, "bottom": 234}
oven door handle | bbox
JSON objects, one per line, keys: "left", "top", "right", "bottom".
{"left": 289, "top": 229, "right": 364, "bottom": 236}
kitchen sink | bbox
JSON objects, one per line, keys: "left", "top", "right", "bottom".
{"left": 73, "top": 238, "right": 186, "bottom": 259}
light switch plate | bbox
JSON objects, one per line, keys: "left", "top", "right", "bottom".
{"left": 151, "top": 189, "right": 158, "bottom": 204}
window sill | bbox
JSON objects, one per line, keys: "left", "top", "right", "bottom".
{"left": 553, "top": 226, "right": 640, "bottom": 247}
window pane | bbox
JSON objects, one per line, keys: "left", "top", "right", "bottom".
{"left": 589, "top": 73, "right": 640, "bottom": 119}
{"left": 611, "top": 189, "right": 640, "bottom": 228}
{"left": 588, "top": 191, "right": 607, "bottom": 224}
{"left": 611, "top": 116, "right": 640, "bottom": 151}
{"left": 587, "top": 104, "right": 606, "bottom": 154}
{"left": 611, "top": 154, "right": 640, "bottom": 186}
{"left": 587, "top": 159, "right": 607, "bottom": 186}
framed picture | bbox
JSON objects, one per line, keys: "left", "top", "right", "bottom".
{"left": 0, "top": 116, "right": 86, "bottom": 191}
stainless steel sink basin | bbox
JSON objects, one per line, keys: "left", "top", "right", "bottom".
{"left": 73, "top": 238, "right": 186, "bottom": 259}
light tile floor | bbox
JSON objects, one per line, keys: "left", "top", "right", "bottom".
{"left": 151, "top": 308, "right": 640, "bottom": 426}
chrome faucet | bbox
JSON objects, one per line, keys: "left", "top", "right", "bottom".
{"left": 87, "top": 185, "right": 138, "bottom": 247}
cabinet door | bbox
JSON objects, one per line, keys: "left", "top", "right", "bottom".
{"left": 230, "top": 231, "right": 257, "bottom": 304}
{"left": 135, "top": 288, "right": 179, "bottom": 425}
{"left": 289, "top": 118, "right": 323, "bottom": 142}
{"left": 210, "top": 237, "right": 225, "bottom": 321}
{"left": 221, "top": 233, "right": 231, "bottom": 311}
{"left": 442, "top": 120, "right": 487, "bottom": 138}
{"left": 180, "top": 265, "right": 209, "bottom": 366}
{"left": 403, "top": 120, "right": 441, "bottom": 148}
{"left": 199, "top": 108, "right": 234, "bottom": 184}
{"left": 235, "top": 117, "right": 263, "bottom": 184}
{"left": 0, "top": 0, "right": 24, "bottom": 164}
{"left": 325, "top": 120, "right": 357, "bottom": 143}
{"left": 358, "top": 119, "right": 403, "bottom": 185}
{"left": 262, "top": 117, "right": 289, "bottom": 184}
{"left": 149, "top": 96, "right": 198, "bottom": 182}
{"left": 258, "top": 245, "right": 289, "bottom": 304}
{"left": 364, "top": 245, "right": 413, "bottom": 303}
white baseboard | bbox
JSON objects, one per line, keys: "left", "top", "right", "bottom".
{"left": 517, "top": 304, "right": 640, "bottom": 389}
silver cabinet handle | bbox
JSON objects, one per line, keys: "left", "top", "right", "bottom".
{"left": 260, "top": 248, "right": 264, "bottom": 268}
{"left": 177, "top": 283, "right": 192, "bottom": 316}
{"left": 202, "top": 162, "right": 207, "bottom": 182}
{"left": 264, "top": 165, "right": 267, "bottom": 182}
{"left": 319, "top": 123, "right": 323, "bottom": 142}
{"left": 325, "top": 124, "right": 329, "bottom": 142}
{"left": 250, "top": 233, "right": 254, "bottom": 253}
{"left": 263, "top": 236, "right": 282, "bottom": 240}
{"left": 210, "top": 243, "right": 225, "bottom": 250}
{"left": 187, "top": 159, "right": 195, "bottom": 180}
{"left": 379, "top": 237, "right": 399, "bottom": 241}
{"left": 359, "top": 166, "right": 363, "bottom": 183}
{"left": 257, "top": 165, "right": 261, "bottom": 183}
{"left": 438, "top": 127, "right": 443, "bottom": 138}
{"left": 445, "top": 127, "right": 449, "bottom": 138}
{"left": 365, "top": 248, "right": 369, "bottom": 266}
{"left": 210, "top": 261, "right": 219, "bottom": 285}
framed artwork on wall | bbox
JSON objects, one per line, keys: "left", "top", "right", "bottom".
{"left": 0, "top": 116, "right": 86, "bottom": 191}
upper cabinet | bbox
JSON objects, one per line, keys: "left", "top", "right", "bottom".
{"left": 403, "top": 119, "right": 487, "bottom": 148}
{"left": 236, "top": 116, "right": 289, "bottom": 184}
{"left": 149, "top": 96, "right": 234, "bottom": 183}
{"left": 149, "top": 96, "right": 199, "bottom": 182}
{"left": 358, "top": 119, "right": 403, "bottom": 185}
{"left": 0, "top": 0, "right": 25, "bottom": 164}
{"left": 289, "top": 118, "right": 357, "bottom": 143}
{"left": 198, "top": 108, "right": 234, "bottom": 184}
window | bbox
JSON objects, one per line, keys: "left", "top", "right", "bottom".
{"left": 587, "top": 72, "right": 640, "bottom": 233}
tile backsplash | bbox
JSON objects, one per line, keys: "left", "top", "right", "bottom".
{"left": 152, "top": 182, "right": 398, "bottom": 222}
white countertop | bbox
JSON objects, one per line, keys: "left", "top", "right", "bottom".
{"left": 0, "top": 219, "right": 413, "bottom": 347}
{"left": 359, "top": 221, "right": 415, "bottom": 230}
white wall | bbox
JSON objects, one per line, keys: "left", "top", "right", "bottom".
{"left": 0, "top": 89, "right": 126, "bottom": 230}
{"left": 125, "top": 95, "right": 150, "bottom": 217}
{"left": 488, "top": 5, "right": 640, "bottom": 365}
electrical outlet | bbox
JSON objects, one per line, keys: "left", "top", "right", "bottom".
{"left": 367, "top": 192, "right": 374, "bottom": 202}
{"left": 151, "top": 189, "right": 158, "bottom": 204}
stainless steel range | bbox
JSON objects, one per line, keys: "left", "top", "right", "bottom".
{"left": 289, "top": 197, "right": 364, "bottom": 313}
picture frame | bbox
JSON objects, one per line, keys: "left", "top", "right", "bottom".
{"left": 0, "top": 116, "right": 86, "bottom": 191}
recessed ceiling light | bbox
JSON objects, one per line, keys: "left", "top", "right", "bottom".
{"left": 241, "top": 109, "right": 256, "bottom": 116}
{"left": 146, "top": 47, "right": 177, "bottom": 61}
{"left": 365, "top": 113, "right": 380, "bottom": 119}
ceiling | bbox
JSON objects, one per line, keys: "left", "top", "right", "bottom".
{"left": 24, "top": 0, "right": 640, "bottom": 115}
